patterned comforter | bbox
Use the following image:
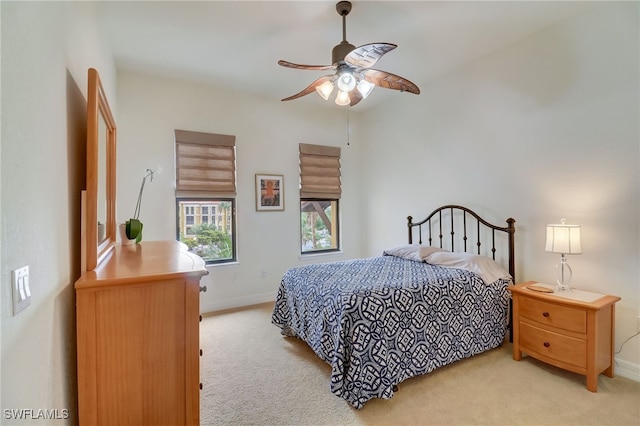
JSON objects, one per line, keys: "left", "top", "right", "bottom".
{"left": 271, "top": 255, "right": 510, "bottom": 408}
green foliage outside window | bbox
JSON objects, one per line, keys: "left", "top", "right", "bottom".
{"left": 181, "top": 222, "right": 233, "bottom": 261}
{"left": 301, "top": 200, "right": 338, "bottom": 253}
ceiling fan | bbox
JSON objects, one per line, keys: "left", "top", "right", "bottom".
{"left": 278, "top": 1, "right": 420, "bottom": 107}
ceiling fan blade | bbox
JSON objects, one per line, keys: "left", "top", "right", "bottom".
{"left": 278, "top": 60, "right": 335, "bottom": 71}
{"left": 361, "top": 69, "right": 420, "bottom": 95}
{"left": 344, "top": 43, "right": 397, "bottom": 68}
{"left": 349, "top": 89, "right": 363, "bottom": 107}
{"left": 281, "top": 75, "right": 334, "bottom": 102}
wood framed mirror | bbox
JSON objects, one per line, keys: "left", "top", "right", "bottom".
{"left": 85, "top": 68, "right": 116, "bottom": 270}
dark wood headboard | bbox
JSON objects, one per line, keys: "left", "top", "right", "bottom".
{"left": 407, "top": 204, "right": 516, "bottom": 281}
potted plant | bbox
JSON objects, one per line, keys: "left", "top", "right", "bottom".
{"left": 124, "top": 169, "right": 154, "bottom": 244}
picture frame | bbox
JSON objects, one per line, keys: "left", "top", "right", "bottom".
{"left": 255, "top": 174, "right": 284, "bottom": 211}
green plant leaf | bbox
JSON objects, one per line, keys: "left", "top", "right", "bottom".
{"left": 136, "top": 222, "right": 143, "bottom": 243}
{"left": 126, "top": 218, "right": 143, "bottom": 242}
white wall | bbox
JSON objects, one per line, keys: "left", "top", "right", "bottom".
{"left": 1, "top": 2, "right": 116, "bottom": 423}
{"left": 115, "top": 71, "right": 363, "bottom": 313}
{"left": 359, "top": 2, "right": 639, "bottom": 367}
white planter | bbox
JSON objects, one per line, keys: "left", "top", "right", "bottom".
{"left": 118, "top": 223, "right": 136, "bottom": 245}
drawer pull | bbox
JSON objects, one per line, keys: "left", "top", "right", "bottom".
{"left": 542, "top": 312, "right": 550, "bottom": 318}
{"left": 199, "top": 383, "right": 203, "bottom": 390}
{"left": 200, "top": 285, "right": 207, "bottom": 293}
{"left": 200, "top": 349, "right": 203, "bottom": 356}
{"left": 543, "top": 342, "right": 550, "bottom": 348}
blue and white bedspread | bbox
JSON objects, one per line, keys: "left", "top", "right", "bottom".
{"left": 271, "top": 255, "right": 510, "bottom": 409}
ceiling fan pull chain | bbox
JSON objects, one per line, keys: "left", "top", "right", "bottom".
{"left": 346, "top": 107, "right": 351, "bottom": 146}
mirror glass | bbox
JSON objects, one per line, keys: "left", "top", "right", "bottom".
{"left": 85, "top": 68, "right": 116, "bottom": 270}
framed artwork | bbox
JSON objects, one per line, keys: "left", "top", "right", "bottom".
{"left": 255, "top": 174, "right": 284, "bottom": 211}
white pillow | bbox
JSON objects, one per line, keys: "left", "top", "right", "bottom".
{"left": 383, "top": 244, "right": 445, "bottom": 262}
{"left": 424, "top": 251, "right": 511, "bottom": 285}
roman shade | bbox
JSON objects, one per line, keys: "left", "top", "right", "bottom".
{"left": 175, "top": 129, "right": 236, "bottom": 197}
{"left": 299, "top": 143, "right": 341, "bottom": 199}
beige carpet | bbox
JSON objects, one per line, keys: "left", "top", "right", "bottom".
{"left": 200, "top": 302, "right": 640, "bottom": 426}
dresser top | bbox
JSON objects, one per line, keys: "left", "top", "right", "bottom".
{"left": 75, "top": 240, "right": 208, "bottom": 289}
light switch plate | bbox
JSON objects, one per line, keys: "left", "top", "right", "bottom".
{"left": 12, "top": 265, "right": 31, "bottom": 315}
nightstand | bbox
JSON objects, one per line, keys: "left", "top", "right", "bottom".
{"left": 509, "top": 281, "right": 621, "bottom": 392}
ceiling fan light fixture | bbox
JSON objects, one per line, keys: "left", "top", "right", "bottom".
{"left": 335, "top": 90, "right": 350, "bottom": 106}
{"left": 357, "top": 79, "right": 374, "bottom": 99}
{"left": 278, "top": 1, "right": 420, "bottom": 106}
{"left": 316, "top": 80, "right": 335, "bottom": 100}
{"left": 337, "top": 72, "right": 357, "bottom": 93}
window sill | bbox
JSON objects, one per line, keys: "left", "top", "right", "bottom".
{"left": 298, "top": 251, "right": 344, "bottom": 261}
{"left": 205, "top": 261, "right": 239, "bottom": 269}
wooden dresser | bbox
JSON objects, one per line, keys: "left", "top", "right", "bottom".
{"left": 509, "top": 281, "right": 620, "bottom": 391}
{"left": 75, "top": 241, "right": 208, "bottom": 426}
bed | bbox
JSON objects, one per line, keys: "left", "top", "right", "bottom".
{"left": 272, "top": 205, "right": 516, "bottom": 408}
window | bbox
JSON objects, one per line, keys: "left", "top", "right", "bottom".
{"left": 301, "top": 200, "right": 339, "bottom": 252}
{"left": 299, "top": 143, "right": 341, "bottom": 254}
{"left": 177, "top": 199, "right": 235, "bottom": 262}
{"left": 175, "top": 129, "right": 236, "bottom": 264}
{"left": 184, "top": 206, "right": 194, "bottom": 224}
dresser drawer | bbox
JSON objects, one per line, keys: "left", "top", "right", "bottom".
{"left": 520, "top": 321, "right": 586, "bottom": 368}
{"left": 519, "top": 297, "right": 586, "bottom": 334}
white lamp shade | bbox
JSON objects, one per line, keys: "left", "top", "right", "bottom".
{"left": 337, "top": 72, "right": 356, "bottom": 92}
{"left": 545, "top": 219, "right": 582, "bottom": 254}
{"left": 315, "top": 80, "right": 334, "bottom": 100}
{"left": 357, "top": 79, "right": 374, "bottom": 98}
{"left": 335, "top": 90, "right": 350, "bottom": 106}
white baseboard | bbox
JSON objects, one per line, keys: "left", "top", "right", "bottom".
{"left": 615, "top": 357, "right": 640, "bottom": 382}
{"left": 202, "top": 292, "right": 275, "bottom": 314}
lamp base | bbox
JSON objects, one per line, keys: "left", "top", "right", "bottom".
{"left": 555, "top": 254, "right": 573, "bottom": 291}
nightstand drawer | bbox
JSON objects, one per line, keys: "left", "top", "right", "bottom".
{"left": 520, "top": 321, "right": 586, "bottom": 368}
{"left": 519, "top": 297, "right": 586, "bottom": 334}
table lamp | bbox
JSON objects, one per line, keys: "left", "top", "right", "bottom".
{"left": 545, "top": 218, "right": 582, "bottom": 291}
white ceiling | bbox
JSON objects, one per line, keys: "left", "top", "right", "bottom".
{"left": 96, "top": 1, "right": 596, "bottom": 110}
